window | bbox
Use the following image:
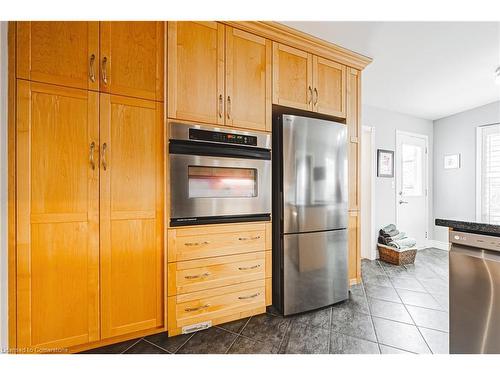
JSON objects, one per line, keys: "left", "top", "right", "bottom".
{"left": 401, "top": 143, "right": 423, "bottom": 196}
{"left": 477, "top": 124, "right": 500, "bottom": 224}
{"left": 188, "top": 166, "right": 257, "bottom": 198}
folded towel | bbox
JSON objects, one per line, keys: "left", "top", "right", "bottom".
{"left": 378, "top": 232, "right": 406, "bottom": 246}
{"left": 379, "top": 228, "right": 400, "bottom": 238}
{"left": 388, "top": 237, "right": 417, "bottom": 249}
{"left": 381, "top": 224, "right": 396, "bottom": 233}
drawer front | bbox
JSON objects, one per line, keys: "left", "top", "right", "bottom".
{"left": 168, "top": 280, "right": 265, "bottom": 331}
{"left": 168, "top": 223, "right": 270, "bottom": 262}
{"left": 168, "top": 252, "right": 266, "bottom": 296}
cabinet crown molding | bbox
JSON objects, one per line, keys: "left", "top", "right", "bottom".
{"left": 222, "top": 21, "right": 372, "bottom": 71}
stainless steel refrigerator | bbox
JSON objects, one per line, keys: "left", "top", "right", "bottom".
{"left": 272, "top": 114, "right": 348, "bottom": 316}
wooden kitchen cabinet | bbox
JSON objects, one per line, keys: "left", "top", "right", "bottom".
{"left": 348, "top": 211, "right": 361, "bottom": 283}
{"left": 225, "top": 26, "right": 272, "bottom": 131}
{"left": 168, "top": 21, "right": 225, "bottom": 125}
{"left": 100, "top": 22, "right": 164, "bottom": 101}
{"left": 17, "top": 21, "right": 99, "bottom": 91}
{"left": 16, "top": 80, "right": 100, "bottom": 349}
{"left": 347, "top": 68, "right": 361, "bottom": 211}
{"left": 272, "top": 42, "right": 347, "bottom": 118}
{"left": 313, "top": 56, "right": 346, "bottom": 117}
{"left": 272, "top": 43, "right": 313, "bottom": 111}
{"left": 99, "top": 94, "right": 164, "bottom": 339}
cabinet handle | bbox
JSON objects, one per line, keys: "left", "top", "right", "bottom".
{"left": 89, "top": 54, "right": 96, "bottom": 83}
{"left": 313, "top": 88, "right": 318, "bottom": 105}
{"left": 184, "top": 272, "right": 211, "bottom": 280}
{"left": 89, "top": 141, "right": 96, "bottom": 170}
{"left": 102, "top": 143, "right": 108, "bottom": 171}
{"left": 218, "top": 94, "right": 223, "bottom": 118}
{"left": 238, "top": 292, "right": 260, "bottom": 300}
{"left": 102, "top": 56, "right": 108, "bottom": 85}
{"left": 185, "top": 304, "right": 210, "bottom": 312}
{"left": 227, "top": 96, "right": 231, "bottom": 119}
{"left": 184, "top": 241, "right": 210, "bottom": 247}
{"left": 238, "top": 236, "right": 261, "bottom": 241}
{"left": 308, "top": 86, "right": 313, "bottom": 104}
{"left": 238, "top": 264, "right": 261, "bottom": 271}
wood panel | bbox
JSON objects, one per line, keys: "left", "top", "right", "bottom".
{"left": 168, "top": 280, "right": 265, "bottom": 335}
{"left": 313, "top": 56, "right": 346, "bottom": 118}
{"left": 168, "top": 21, "right": 224, "bottom": 124}
{"left": 272, "top": 43, "right": 313, "bottom": 111}
{"left": 16, "top": 22, "right": 99, "bottom": 91}
{"left": 100, "top": 22, "right": 164, "bottom": 101}
{"left": 347, "top": 68, "right": 361, "bottom": 211}
{"left": 100, "top": 94, "right": 164, "bottom": 339}
{"left": 167, "top": 222, "right": 269, "bottom": 262}
{"left": 225, "top": 27, "right": 271, "bottom": 131}
{"left": 16, "top": 81, "right": 99, "bottom": 349}
{"left": 348, "top": 211, "right": 360, "bottom": 283}
{"left": 168, "top": 252, "right": 266, "bottom": 296}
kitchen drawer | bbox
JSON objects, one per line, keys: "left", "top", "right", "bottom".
{"left": 167, "top": 279, "right": 266, "bottom": 335}
{"left": 167, "top": 222, "right": 271, "bottom": 262}
{"left": 168, "top": 252, "right": 267, "bottom": 296}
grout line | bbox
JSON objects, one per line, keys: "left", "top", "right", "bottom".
{"left": 382, "top": 265, "right": 434, "bottom": 354}
{"left": 361, "top": 277, "right": 382, "bottom": 354}
{"left": 276, "top": 318, "right": 292, "bottom": 354}
{"left": 327, "top": 306, "right": 333, "bottom": 354}
{"left": 120, "top": 339, "right": 142, "bottom": 354}
{"left": 224, "top": 331, "right": 240, "bottom": 354}
{"left": 173, "top": 332, "right": 196, "bottom": 354}
{"left": 142, "top": 338, "right": 172, "bottom": 354}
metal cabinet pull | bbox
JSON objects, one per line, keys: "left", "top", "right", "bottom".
{"left": 238, "top": 236, "right": 261, "bottom": 241}
{"left": 89, "top": 54, "right": 96, "bottom": 82}
{"left": 218, "top": 94, "right": 223, "bottom": 118}
{"left": 89, "top": 141, "right": 96, "bottom": 170}
{"left": 238, "top": 292, "right": 260, "bottom": 300}
{"left": 313, "top": 88, "right": 318, "bottom": 105}
{"left": 185, "top": 304, "right": 210, "bottom": 312}
{"left": 184, "top": 272, "right": 210, "bottom": 280}
{"left": 238, "top": 264, "right": 261, "bottom": 271}
{"left": 307, "top": 86, "right": 313, "bottom": 104}
{"left": 102, "top": 56, "right": 108, "bottom": 85}
{"left": 102, "top": 143, "right": 108, "bottom": 171}
{"left": 184, "top": 241, "right": 210, "bottom": 247}
{"left": 399, "top": 200, "right": 409, "bottom": 205}
{"left": 227, "top": 96, "right": 231, "bottom": 119}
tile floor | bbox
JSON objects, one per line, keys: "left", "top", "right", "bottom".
{"left": 81, "top": 248, "right": 449, "bottom": 354}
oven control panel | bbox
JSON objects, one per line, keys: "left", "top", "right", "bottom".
{"left": 189, "top": 128, "right": 258, "bottom": 146}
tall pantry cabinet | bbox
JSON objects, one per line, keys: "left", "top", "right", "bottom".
{"left": 15, "top": 21, "right": 164, "bottom": 349}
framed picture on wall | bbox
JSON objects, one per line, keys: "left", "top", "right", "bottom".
{"left": 377, "top": 149, "right": 394, "bottom": 177}
{"left": 444, "top": 154, "right": 461, "bottom": 169}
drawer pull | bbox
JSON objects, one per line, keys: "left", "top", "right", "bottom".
{"left": 185, "top": 304, "right": 210, "bottom": 312}
{"left": 184, "top": 241, "right": 210, "bottom": 247}
{"left": 238, "top": 292, "right": 261, "bottom": 300}
{"left": 238, "top": 264, "right": 261, "bottom": 271}
{"left": 184, "top": 272, "right": 211, "bottom": 280}
{"left": 238, "top": 236, "right": 261, "bottom": 241}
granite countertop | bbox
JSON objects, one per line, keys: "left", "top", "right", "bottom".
{"left": 435, "top": 218, "right": 500, "bottom": 237}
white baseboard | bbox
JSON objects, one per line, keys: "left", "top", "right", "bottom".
{"left": 426, "top": 240, "right": 450, "bottom": 251}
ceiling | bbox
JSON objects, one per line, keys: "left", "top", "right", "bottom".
{"left": 281, "top": 22, "right": 500, "bottom": 120}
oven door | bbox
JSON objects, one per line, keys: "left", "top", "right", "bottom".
{"left": 170, "top": 152, "right": 271, "bottom": 226}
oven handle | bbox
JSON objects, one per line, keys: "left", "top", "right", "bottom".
{"left": 169, "top": 140, "right": 271, "bottom": 160}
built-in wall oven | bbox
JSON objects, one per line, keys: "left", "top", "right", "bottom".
{"left": 169, "top": 122, "right": 272, "bottom": 226}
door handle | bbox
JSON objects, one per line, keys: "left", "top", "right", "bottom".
{"left": 399, "top": 200, "right": 409, "bottom": 204}
{"left": 307, "top": 86, "right": 313, "bottom": 104}
{"left": 101, "top": 56, "right": 108, "bottom": 85}
{"left": 313, "top": 88, "right": 318, "bottom": 105}
{"left": 218, "top": 94, "right": 223, "bottom": 118}
{"left": 227, "top": 96, "right": 231, "bottom": 119}
{"left": 89, "top": 141, "right": 96, "bottom": 170}
{"left": 238, "top": 292, "right": 260, "bottom": 300}
{"left": 102, "top": 143, "right": 108, "bottom": 171}
{"left": 89, "top": 54, "right": 96, "bottom": 83}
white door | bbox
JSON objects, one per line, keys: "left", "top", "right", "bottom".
{"left": 361, "top": 126, "right": 376, "bottom": 260}
{"left": 396, "top": 132, "right": 428, "bottom": 248}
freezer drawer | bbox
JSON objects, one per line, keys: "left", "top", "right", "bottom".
{"left": 283, "top": 229, "right": 348, "bottom": 315}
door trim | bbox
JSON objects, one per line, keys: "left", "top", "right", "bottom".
{"left": 361, "top": 126, "right": 377, "bottom": 260}
{"left": 395, "top": 130, "right": 430, "bottom": 249}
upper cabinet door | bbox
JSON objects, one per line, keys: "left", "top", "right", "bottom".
{"left": 313, "top": 56, "right": 346, "bottom": 118}
{"left": 99, "top": 94, "right": 164, "bottom": 339}
{"left": 17, "top": 21, "right": 99, "bottom": 91}
{"left": 168, "top": 21, "right": 224, "bottom": 124}
{"left": 100, "top": 22, "right": 164, "bottom": 101}
{"left": 16, "top": 80, "right": 100, "bottom": 349}
{"left": 225, "top": 27, "right": 271, "bottom": 132}
{"left": 272, "top": 43, "right": 313, "bottom": 111}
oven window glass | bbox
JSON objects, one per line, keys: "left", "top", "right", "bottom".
{"left": 188, "top": 166, "right": 257, "bottom": 198}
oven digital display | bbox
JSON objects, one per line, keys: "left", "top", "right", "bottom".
{"left": 189, "top": 128, "right": 258, "bottom": 146}
{"left": 188, "top": 166, "right": 257, "bottom": 198}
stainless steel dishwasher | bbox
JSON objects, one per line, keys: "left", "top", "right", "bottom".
{"left": 449, "top": 230, "right": 500, "bottom": 354}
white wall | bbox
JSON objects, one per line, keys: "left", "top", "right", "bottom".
{"left": 362, "top": 105, "right": 434, "bottom": 247}
{"left": 433, "top": 100, "right": 500, "bottom": 242}
{"left": 0, "top": 21, "right": 9, "bottom": 350}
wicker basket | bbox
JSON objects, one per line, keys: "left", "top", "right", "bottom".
{"left": 377, "top": 244, "right": 417, "bottom": 266}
